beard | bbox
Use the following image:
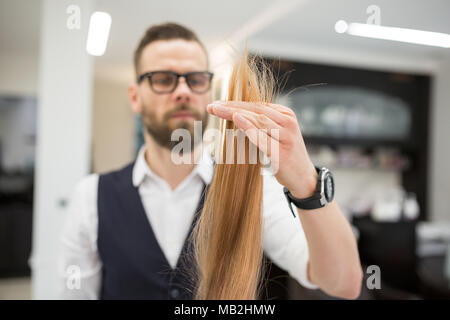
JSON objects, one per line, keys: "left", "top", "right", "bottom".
{"left": 141, "top": 102, "right": 209, "bottom": 152}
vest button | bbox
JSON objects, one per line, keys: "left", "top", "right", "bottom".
{"left": 170, "top": 288, "right": 180, "bottom": 299}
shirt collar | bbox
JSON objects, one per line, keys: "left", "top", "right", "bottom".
{"left": 132, "top": 145, "right": 214, "bottom": 188}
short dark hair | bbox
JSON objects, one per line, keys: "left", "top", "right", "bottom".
{"left": 133, "top": 22, "right": 208, "bottom": 75}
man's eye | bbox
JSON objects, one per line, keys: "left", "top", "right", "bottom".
{"left": 190, "top": 76, "right": 207, "bottom": 85}
{"left": 190, "top": 79, "right": 202, "bottom": 85}
{"left": 155, "top": 78, "right": 171, "bottom": 84}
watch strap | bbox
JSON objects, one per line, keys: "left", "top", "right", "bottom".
{"left": 292, "top": 192, "right": 324, "bottom": 210}
{"left": 283, "top": 166, "right": 328, "bottom": 216}
{"left": 283, "top": 186, "right": 325, "bottom": 214}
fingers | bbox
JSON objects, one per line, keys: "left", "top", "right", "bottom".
{"left": 232, "top": 112, "right": 279, "bottom": 157}
{"left": 207, "top": 101, "right": 294, "bottom": 127}
{"left": 233, "top": 111, "right": 281, "bottom": 141}
{"left": 209, "top": 104, "right": 282, "bottom": 140}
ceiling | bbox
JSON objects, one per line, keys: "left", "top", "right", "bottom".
{"left": 1, "top": 0, "right": 449, "bottom": 80}
{"left": 251, "top": 0, "right": 450, "bottom": 55}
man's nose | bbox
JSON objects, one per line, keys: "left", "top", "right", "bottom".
{"left": 173, "top": 77, "right": 191, "bottom": 103}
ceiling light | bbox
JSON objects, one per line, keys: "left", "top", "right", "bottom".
{"left": 336, "top": 22, "right": 450, "bottom": 48}
{"left": 86, "top": 12, "right": 112, "bottom": 56}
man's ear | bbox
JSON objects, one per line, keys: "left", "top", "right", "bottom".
{"left": 128, "top": 83, "right": 142, "bottom": 114}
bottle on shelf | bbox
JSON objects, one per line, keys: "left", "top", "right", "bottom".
{"left": 403, "top": 192, "right": 420, "bottom": 220}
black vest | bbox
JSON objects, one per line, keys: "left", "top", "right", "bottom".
{"left": 97, "top": 162, "right": 208, "bottom": 300}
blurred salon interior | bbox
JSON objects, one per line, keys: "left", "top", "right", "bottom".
{"left": 0, "top": 0, "right": 449, "bottom": 300}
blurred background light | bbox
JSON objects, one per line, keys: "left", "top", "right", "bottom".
{"left": 86, "top": 11, "right": 112, "bottom": 56}
{"left": 343, "top": 23, "right": 450, "bottom": 48}
{"left": 334, "top": 20, "right": 348, "bottom": 34}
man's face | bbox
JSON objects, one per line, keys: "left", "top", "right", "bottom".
{"left": 134, "top": 39, "right": 211, "bottom": 151}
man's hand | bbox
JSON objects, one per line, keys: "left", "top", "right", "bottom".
{"left": 207, "top": 101, "right": 317, "bottom": 199}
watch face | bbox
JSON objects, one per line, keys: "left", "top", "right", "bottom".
{"left": 324, "top": 173, "right": 334, "bottom": 202}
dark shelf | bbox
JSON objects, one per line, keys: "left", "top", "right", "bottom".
{"left": 304, "top": 136, "right": 416, "bottom": 151}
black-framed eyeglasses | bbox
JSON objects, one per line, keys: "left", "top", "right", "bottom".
{"left": 137, "top": 70, "right": 214, "bottom": 94}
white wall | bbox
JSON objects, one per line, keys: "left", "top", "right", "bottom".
{"left": 91, "top": 77, "right": 135, "bottom": 173}
{"left": 0, "top": 53, "right": 39, "bottom": 96}
{"left": 31, "top": 0, "right": 93, "bottom": 299}
{"left": 429, "top": 58, "right": 450, "bottom": 221}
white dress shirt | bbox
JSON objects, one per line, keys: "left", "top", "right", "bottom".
{"left": 58, "top": 146, "right": 318, "bottom": 299}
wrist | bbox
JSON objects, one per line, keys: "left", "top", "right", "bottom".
{"left": 288, "top": 165, "right": 318, "bottom": 199}
{"left": 283, "top": 166, "right": 335, "bottom": 214}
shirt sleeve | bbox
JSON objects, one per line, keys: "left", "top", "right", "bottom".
{"left": 58, "top": 174, "right": 102, "bottom": 299}
{"left": 262, "top": 171, "right": 319, "bottom": 290}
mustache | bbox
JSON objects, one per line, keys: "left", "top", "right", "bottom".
{"left": 163, "top": 104, "right": 202, "bottom": 121}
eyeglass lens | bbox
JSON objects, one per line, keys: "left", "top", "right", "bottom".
{"left": 149, "top": 72, "right": 211, "bottom": 93}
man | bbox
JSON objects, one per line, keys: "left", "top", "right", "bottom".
{"left": 59, "top": 22, "right": 362, "bottom": 300}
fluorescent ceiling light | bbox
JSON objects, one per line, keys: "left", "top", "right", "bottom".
{"left": 335, "top": 21, "right": 450, "bottom": 48}
{"left": 86, "top": 12, "right": 112, "bottom": 56}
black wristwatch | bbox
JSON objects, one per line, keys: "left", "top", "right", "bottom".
{"left": 283, "top": 167, "right": 335, "bottom": 217}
